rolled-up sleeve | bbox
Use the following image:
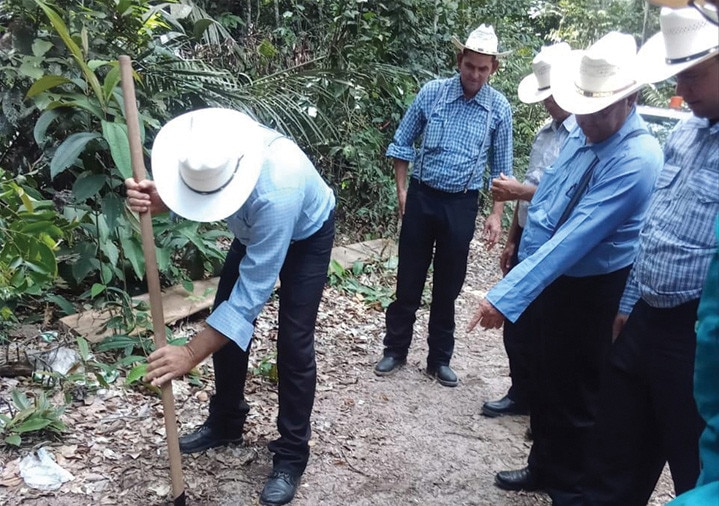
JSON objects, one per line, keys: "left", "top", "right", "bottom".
{"left": 207, "top": 189, "right": 301, "bottom": 350}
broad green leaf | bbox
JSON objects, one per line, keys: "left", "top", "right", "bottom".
{"left": 101, "top": 120, "right": 132, "bottom": 179}
{"left": 76, "top": 335, "right": 90, "bottom": 361}
{"left": 45, "top": 293, "right": 76, "bottom": 316}
{"left": 46, "top": 97, "right": 104, "bottom": 119}
{"left": 50, "top": 132, "right": 102, "bottom": 179}
{"left": 125, "top": 363, "right": 148, "bottom": 385}
{"left": 18, "top": 60, "right": 44, "bottom": 80}
{"left": 102, "top": 64, "right": 120, "bottom": 103}
{"left": 33, "top": 109, "right": 62, "bottom": 146}
{"left": 4, "top": 435, "right": 21, "bottom": 446}
{"left": 117, "top": 0, "right": 133, "bottom": 15}
{"left": 193, "top": 19, "right": 215, "bottom": 40}
{"left": 100, "top": 239, "right": 120, "bottom": 267}
{"left": 91, "top": 283, "right": 106, "bottom": 298}
{"left": 16, "top": 417, "right": 52, "bottom": 433}
{"left": 101, "top": 192, "right": 124, "bottom": 230}
{"left": 31, "top": 39, "right": 54, "bottom": 58}
{"left": 10, "top": 390, "right": 31, "bottom": 410}
{"left": 26, "top": 75, "right": 73, "bottom": 98}
{"left": 72, "top": 173, "right": 106, "bottom": 201}
{"left": 119, "top": 233, "right": 144, "bottom": 279}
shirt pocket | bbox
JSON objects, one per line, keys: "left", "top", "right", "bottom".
{"left": 653, "top": 162, "right": 681, "bottom": 198}
{"left": 423, "top": 115, "right": 444, "bottom": 151}
{"left": 687, "top": 166, "right": 719, "bottom": 204}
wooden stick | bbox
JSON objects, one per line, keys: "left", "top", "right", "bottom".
{"left": 118, "top": 55, "right": 186, "bottom": 506}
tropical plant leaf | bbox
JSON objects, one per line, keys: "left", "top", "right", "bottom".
{"left": 50, "top": 132, "right": 102, "bottom": 179}
{"left": 101, "top": 120, "right": 132, "bottom": 179}
{"left": 26, "top": 75, "right": 74, "bottom": 98}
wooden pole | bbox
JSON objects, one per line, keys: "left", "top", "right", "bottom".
{"left": 118, "top": 55, "right": 186, "bottom": 506}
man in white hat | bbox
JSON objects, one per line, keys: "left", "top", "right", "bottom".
{"left": 482, "top": 42, "right": 575, "bottom": 418}
{"left": 126, "top": 108, "right": 336, "bottom": 506}
{"left": 468, "top": 31, "right": 663, "bottom": 502}
{"left": 373, "top": 24, "right": 513, "bottom": 387}
{"left": 582, "top": 6, "right": 719, "bottom": 505}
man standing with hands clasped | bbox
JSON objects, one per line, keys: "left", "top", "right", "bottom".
{"left": 374, "top": 24, "right": 513, "bottom": 387}
{"left": 468, "top": 32, "right": 663, "bottom": 503}
{"left": 126, "top": 108, "right": 335, "bottom": 506}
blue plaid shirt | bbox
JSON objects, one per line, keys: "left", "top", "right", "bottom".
{"left": 618, "top": 116, "right": 719, "bottom": 314}
{"left": 386, "top": 75, "right": 513, "bottom": 192}
{"left": 206, "top": 134, "right": 335, "bottom": 351}
{"left": 487, "top": 109, "right": 663, "bottom": 323}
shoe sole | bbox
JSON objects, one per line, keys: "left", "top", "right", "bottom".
{"left": 373, "top": 362, "right": 406, "bottom": 377}
{"left": 424, "top": 371, "right": 458, "bottom": 387}
{"left": 179, "top": 437, "right": 243, "bottom": 454}
{"left": 481, "top": 406, "right": 530, "bottom": 418}
{"left": 494, "top": 474, "right": 540, "bottom": 492}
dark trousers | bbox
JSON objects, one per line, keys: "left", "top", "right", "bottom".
{"left": 525, "top": 267, "right": 630, "bottom": 505}
{"left": 503, "top": 228, "right": 530, "bottom": 406}
{"left": 383, "top": 179, "right": 479, "bottom": 367}
{"left": 209, "top": 212, "right": 335, "bottom": 476}
{"left": 582, "top": 298, "right": 704, "bottom": 506}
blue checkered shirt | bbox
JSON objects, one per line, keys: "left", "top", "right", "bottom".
{"left": 386, "top": 75, "right": 513, "bottom": 192}
{"left": 619, "top": 116, "right": 719, "bottom": 314}
{"left": 206, "top": 134, "right": 335, "bottom": 351}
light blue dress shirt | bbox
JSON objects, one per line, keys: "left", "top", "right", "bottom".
{"left": 206, "top": 134, "right": 335, "bottom": 350}
{"left": 618, "top": 116, "right": 719, "bottom": 314}
{"left": 518, "top": 115, "right": 577, "bottom": 227}
{"left": 386, "top": 74, "right": 513, "bottom": 192}
{"left": 487, "top": 109, "right": 663, "bottom": 323}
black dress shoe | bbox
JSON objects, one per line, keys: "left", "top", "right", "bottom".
{"left": 178, "top": 423, "right": 243, "bottom": 454}
{"left": 481, "top": 395, "right": 529, "bottom": 418}
{"left": 374, "top": 356, "right": 406, "bottom": 376}
{"left": 426, "top": 365, "right": 458, "bottom": 387}
{"left": 495, "top": 467, "right": 540, "bottom": 491}
{"left": 259, "top": 470, "right": 300, "bottom": 506}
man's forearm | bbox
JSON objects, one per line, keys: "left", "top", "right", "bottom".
{"left": 491, "top": 199, "right": 504, "bottom": 218}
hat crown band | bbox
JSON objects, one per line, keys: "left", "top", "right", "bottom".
{"left": 179, "top": 156, "right": 241, "bottom": 194}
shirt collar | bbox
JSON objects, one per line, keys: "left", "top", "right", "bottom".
{"left": 686, "top": 114, "right": 719, "bottom": 134}
{"left": 446, "top": 74, "right": 492, "bottom": 109}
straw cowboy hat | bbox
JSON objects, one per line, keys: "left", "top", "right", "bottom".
{"left": 517, "top": 42, "right": 572, "bottom": 104}
{"left": 451, "top": 24, "right": 512, "bottom": 57}
{"left": 151, "top": 108, "right": 266, "bottom": 222}
{"left": 638, "top": 7, "right": 719, "bottom": 84}
{"left": 550, "top": 32, "right": 646, "bottom": 115}
{"left": 647, "top": 0, "right": 718, "bottom": 25}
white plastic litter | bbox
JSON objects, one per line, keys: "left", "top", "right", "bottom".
{"left": 19, "top": 447, "right": 74, "bottom": 491}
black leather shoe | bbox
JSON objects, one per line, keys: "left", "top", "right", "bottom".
{"left": 374, "top": 356, "right": 406, "bottom": 376}
{"left": 425, "top": 365, "right": 458, "bottom": 387}
{"left": 495, "top": 467, "right": 540, "bottom": 491}
{"left": 259, "top": 470, "right": 300, "bottom": 506}
{"left": 482, "top": 395, "right": 529, "bottom": 418}
{"left": 178, "top": 423, "right": 243, "bottom": 454}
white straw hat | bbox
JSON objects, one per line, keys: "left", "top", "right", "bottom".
{"left": 551, "top": 32, "right": 645, "bottom": 115}
{"left": 451, "top": 24, "right": 512, "bottom": 57}
{"left": 151, "top": 108, "right": 266, "bottom": 222}
{"left": 517, "top": 42, "right": 572, "bottom": 104}
{"left": 637, "top": 7, "right": 719, "bottom": 84}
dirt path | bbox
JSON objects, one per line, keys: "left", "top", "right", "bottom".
{"left": 0, "top": 221, "right": 675, "bottom": 505}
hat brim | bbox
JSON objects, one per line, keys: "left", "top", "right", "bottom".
{"left": 550, "top": 50, "right": 646, "bottom": 115}
{"left": 517, "top": 73, "right": 552, "bottom": 104}
{"left": 637, "top": 31, "right": 719, "bottom": 84}
{"left": 151, "top": 108, "right": 265, "bottom": 223}
{"left": 451, "top": 35, "right": 512, "bottom": 57}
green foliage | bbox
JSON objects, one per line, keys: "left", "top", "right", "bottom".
{"left": 328, "top": 258, "right": 397, "bottom": 310}
{"left": 0, "top": 389, "right": 66, "bottom": 447}
{"left": 252, "top": 352, "right": 278, "bottom": 383}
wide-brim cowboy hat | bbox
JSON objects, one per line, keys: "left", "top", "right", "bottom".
{"left": 451, "top": 24, "right": 512, "bottom": 57}
{"left": 517, "top": 42, "right": 572, "bottom": 104}
{"left": 637, "top": 7, "right": 719, "bottom": 84}
{"left": 647, "top": 0, "right": 718, "bottom": 25}
{"left": 151, "top": 108, "right": 266, "bottom": 223}
{"left": 551, "top": 32, "right": 645, "bottom": 115}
